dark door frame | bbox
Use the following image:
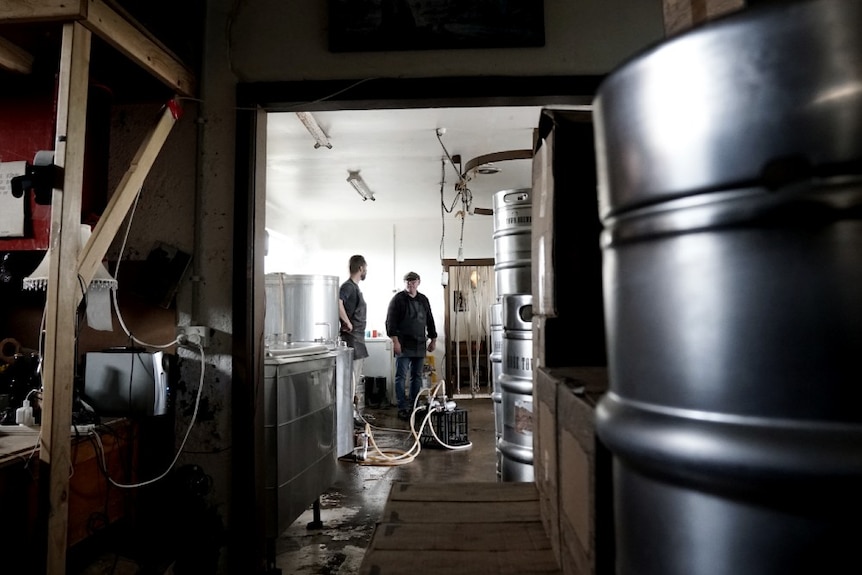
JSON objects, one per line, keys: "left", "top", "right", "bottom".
{"left": 231, "top": 75, "right": 601, "bottom": 573}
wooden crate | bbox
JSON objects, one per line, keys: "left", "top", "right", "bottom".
{"left": 534, "top": 366, "right": 561, "bottom": 566}
{"left": 555, "top": 368, "right": 612, "bottom": 575}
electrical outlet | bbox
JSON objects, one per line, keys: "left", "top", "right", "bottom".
{"left": 177, "top": 325, "right": 209, "bottom": 348}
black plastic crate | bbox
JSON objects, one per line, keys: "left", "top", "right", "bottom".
{"left": 418, "top": 407, "right": 469, "bottom": 448}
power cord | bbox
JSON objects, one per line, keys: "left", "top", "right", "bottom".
{"left": 90, "top": 341, "right": 207, "bottom": 488}
{"left": 349, "top": 380, "right": 472, "bottom": 466}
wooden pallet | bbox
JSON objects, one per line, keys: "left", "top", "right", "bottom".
{"left": 360, "top": 482, "right": 562, "bottom": 575}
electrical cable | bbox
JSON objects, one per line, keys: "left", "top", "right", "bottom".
{"left": 76, "top": 180, "right": 206, "bottom": 489}
{"left": 352, "top": 381, "right": 471, "bottom": 465}
{"left": 435, "top": 129, "right": 462, "bottom": 181}
{"left": 110, "top": 188, "right": 181, "bottom": 350}
{"left": 439, "top": 158, "right": 447, "bottom": 261}
{"left": 90, "top": 341, "right": 207, "bottom": 488}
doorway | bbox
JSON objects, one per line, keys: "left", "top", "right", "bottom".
{"left": 442, "top": 258, "right": 495, "bottom": 397}
{"left": 232, "top": 75, "right": 599, "bottom": 570}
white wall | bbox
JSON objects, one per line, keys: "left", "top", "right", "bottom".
{"left": 265, "top": 213, "right": 495, "bottom": 372}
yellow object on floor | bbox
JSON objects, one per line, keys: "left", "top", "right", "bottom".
{"left": 424, "top": 353, "right": 438, "bottom": 383}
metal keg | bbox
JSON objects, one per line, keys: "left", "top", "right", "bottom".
{"left": 489, "top": 301, "right": 504, "bottom": 436}
{"left": 593, "top": 2, "right": 862, "bottom": 573}
{"left": 492, "top": 189, "right": 532, "bottom": 296}
{"left": 498, "top": 294, "right": 534, "bottom": 482}
{"left": 489, "top": 301, "right": 504, "bottom": 478}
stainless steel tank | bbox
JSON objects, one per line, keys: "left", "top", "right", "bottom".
{"left": 264, "top": 352, "right": 337, "bottom": 538}
{"left": 492, "top": 189, "right": 532, "bottom": 296}
{"left": 264, "top": 274, "right": 339, "bottom": 344}
{"left": 593, "top": 2, "right": 862, "bottom": 573}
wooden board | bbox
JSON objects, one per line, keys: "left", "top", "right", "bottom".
{"left": 361, "top": 482, "right": 562, "bottom": 575}
{"left": 368, "top": 522, "right": 553, "bottom": 551}
{"left": 360, "top": 550, "right": 561, "bottom": 575}
{"left": 388, "top": 481, "right": 539, "bottom": 502}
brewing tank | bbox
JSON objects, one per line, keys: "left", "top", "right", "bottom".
{"left": 265, "top": 273, "right": 339, "bottom": 343}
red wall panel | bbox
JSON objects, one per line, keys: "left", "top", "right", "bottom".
{"left": 0, "top": 95, "right": 56, "bottom": 251}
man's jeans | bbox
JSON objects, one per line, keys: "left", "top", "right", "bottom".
{"left": 394, "top": 355, "right": 424, "bottom": 412}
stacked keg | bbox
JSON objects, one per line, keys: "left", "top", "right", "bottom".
{"left": 491, "top": 188, "right": 534, "bottom": 482}
{"left": 594, "top": 2, "right": 862, "bottom": 573}
{"left": 488, "top": 302, "right": 503, "bottom": 478}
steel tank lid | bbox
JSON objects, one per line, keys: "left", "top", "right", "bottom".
{"left": 593, "top": 0, "right": 862, "bottom": 219}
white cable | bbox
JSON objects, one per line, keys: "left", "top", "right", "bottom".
{"left": 90, "top": 342, "right": 207, "bottom": 488}
{"left": 357, "top": 383, "right": 443, "bottom": 465}
{"left": 109, "top": 188, "right": 180, "bottom": 349}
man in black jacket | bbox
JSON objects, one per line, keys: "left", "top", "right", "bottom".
{"left": 385, "top": 271, "right": 437, "bottom": 420}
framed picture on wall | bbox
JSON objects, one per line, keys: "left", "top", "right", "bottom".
{"left": 328, "top": 0, "right": 545, "bottom": 52}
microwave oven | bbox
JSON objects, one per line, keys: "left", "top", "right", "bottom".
{"left": 83, "top": 348, "right": 168, "bottom": 417}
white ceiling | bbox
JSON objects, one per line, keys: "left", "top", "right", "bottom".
{"left": 264, "top": 106, "right": 547, "bottom": 227}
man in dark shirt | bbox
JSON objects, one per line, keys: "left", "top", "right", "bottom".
{"left": 339, "top": 255, "right": 368, "bottom": 411}
{"left": 385, "top": 271, "right": 437, "bottom": 420}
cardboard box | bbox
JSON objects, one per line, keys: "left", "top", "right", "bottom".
{"left": 531, "top": 108, "right": 606, "bottom": 368}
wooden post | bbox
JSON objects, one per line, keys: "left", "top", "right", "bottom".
{"left": 39, "top": 21, "right": 90, "bottom": 574}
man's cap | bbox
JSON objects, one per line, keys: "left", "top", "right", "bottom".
{"left": 404, "top": 271, "right": 420, "bottom": 282}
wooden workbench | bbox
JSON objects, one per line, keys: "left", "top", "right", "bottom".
{"left": 0, "top": 419, "right": 138, "bottom": 555}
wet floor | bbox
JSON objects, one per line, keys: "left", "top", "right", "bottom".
{"left": 66, "top": 397, "right": 499, "bottom": 575}
{"left": 272, "top": 397, "right": 499, "bottom": 574}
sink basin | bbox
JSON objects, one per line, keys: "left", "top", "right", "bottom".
{"left": 267, "top": 342, "right": 331, "bottom": 357}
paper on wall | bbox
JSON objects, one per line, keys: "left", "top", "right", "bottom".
{"left": 86, "top": 287, "right": 114, "bottom": 331}
{"left": 0, "top": 161, "right": 26, "bottom": 237}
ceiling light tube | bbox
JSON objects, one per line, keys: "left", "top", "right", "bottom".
{"left": 347, "top": 170, "right": 376, "bottom": 201}
{"left": 296, "top": 112, "right": 332, "bottom": 149}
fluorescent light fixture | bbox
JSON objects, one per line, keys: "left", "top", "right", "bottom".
{"left": 347, "top": 170, "right": 376, "bottom": 201}
{"left": 295, "top": 112, "right": 332, "bottom": 149}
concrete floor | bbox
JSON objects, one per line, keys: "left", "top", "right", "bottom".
{"left": 69, "top": 397, "right": 499, "bottom": 575}
{"left": 272, "top": 397, "right": 499, "bottom": 574}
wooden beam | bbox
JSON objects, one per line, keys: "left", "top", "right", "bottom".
{"left": 78, "top": 100, "right": 179, "bottom": 286}
{"left": 0, "top": 0, "right": 196, "bottom": 97}
{"left": 83, "top": 0, "right": 196, "bottom": 96}
{"left": 0, "top": 0, "right": 85, "bottom": 23}
{"left": 39, "top": 21, "right": 90, "bottom": 574}
{"left": 0, "top": 35, "right": 34, "bottom": 73}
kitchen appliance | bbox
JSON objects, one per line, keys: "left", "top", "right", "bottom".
{"left": 83, "top": 349, "right": 168, "bottom": 417}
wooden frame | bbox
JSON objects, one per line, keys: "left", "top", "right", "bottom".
{"left": 0, "top": 1, "right": 195, "bottom": 571}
